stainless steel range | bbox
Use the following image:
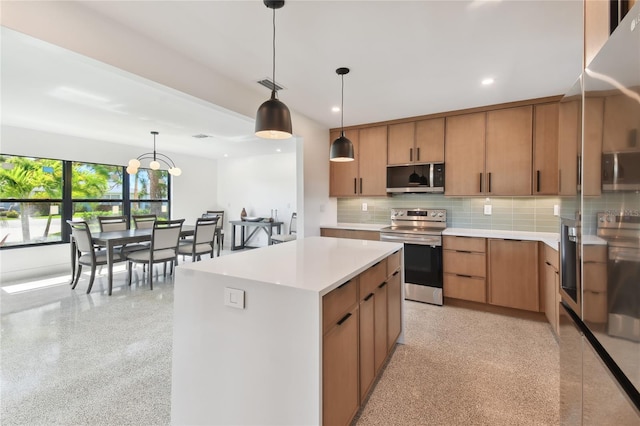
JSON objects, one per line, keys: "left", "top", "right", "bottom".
{"left": 380, "top": 208, "right": 446, "bottom": 305}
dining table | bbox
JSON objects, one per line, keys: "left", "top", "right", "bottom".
{"left": 70, "top": 225, "right": 194, "bottom": 296}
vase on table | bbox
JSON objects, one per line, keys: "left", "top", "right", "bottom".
{"left": 241, "top": 208, "right": 247, "bottom": 221}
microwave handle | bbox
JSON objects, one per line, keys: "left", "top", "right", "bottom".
{"left": 429, "top": 163, "right": 434, "bottom": 188}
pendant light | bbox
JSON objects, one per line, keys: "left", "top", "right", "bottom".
{"left": 255, "top": 0, "right": 292, "bottom": 139}
{"left": 127, "top": 131, "right": 182, "bottom": 176}
{"left": 330, "top": 67, "right": 355, "bottom": 162}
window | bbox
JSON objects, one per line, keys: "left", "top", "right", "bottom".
{"left": 129, "top": 169, "right": 170, "bottom": 221}
{"left": 0, "top": 154, "right": 172, "bottom": 248}
{"left": 0, "top": 155, "right": 64, "bottom": 247}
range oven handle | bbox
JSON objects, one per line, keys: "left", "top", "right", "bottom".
{"left": 380, "top": 234, "right": 441, "bottom": 246}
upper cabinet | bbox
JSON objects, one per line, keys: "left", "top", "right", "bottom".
{"left": 533, "top": 103, "right": 559, "bottom": 195}
{"left": 558, "top": 98, "right": 581, "bottom": 196}
{"left": 485, "top": 105, "right": 533, "bottom": 196}
{"left": 387, "top": 118, "right": 444, "bottom": 165}
{"left": 603, "top": 94, "right": 640, "bottom": 152}
{"left": 445, "top": 112, "right": 486, "bottom": 196}
{"left": 330, "top": 126, "right": 387, "bottom": 197}
{"left": 446, "top": 106, "right": 534, "bottom": 196}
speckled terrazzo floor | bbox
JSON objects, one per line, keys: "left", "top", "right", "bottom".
{"left": 2, "top": 259, "right": 559, "bottom": 425}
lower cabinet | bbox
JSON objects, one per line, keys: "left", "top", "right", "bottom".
{"left": 323, "top": 250, "right": 402, "bottom": 426}
{"left": 323, "top": 304, "right": 359, "bottom": 426}
{"left": 542, "top": 244, "right": 560, "bottom": 335}
{"left": 443, "top": 236, "right": 487, "bottom": 303}
{"left": 582, "top": 245, "right": 607, "bottom": 324}
{"left": 488, "top": 239, "right": 539, "bottom": 312}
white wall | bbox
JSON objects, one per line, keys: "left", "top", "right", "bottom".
{"left": 1, "top": 0, "right": 337, "bottom": 237}
{"left": 217, "top": 152, "right": 297, "bottom": 247}
{"left": 0, "top": 126, "right": 218, "bottom": 282}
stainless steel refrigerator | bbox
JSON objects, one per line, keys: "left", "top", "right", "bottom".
{"left": 559, "top": 4, "right": 640, "bottom": 423}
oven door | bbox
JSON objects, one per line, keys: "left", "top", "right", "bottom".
{"left": 560, "top": 218, "right": 581, "bottom": 315}
{"left": 403, "top": 243, "right": 443, "bottom": 306}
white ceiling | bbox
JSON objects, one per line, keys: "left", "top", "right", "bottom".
{"left": 2, "top": 0, "right": 584, "bottom": 159}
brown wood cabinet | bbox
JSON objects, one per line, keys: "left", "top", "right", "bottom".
{"left": 329, "top": 126, "right": 387, "bottom": 197}
{"left": 387, "top": 118, "right": 444, "bottom": 165}
{"left": 541, "top": 244, "right": 560, "bottom": 335}
{"left": 533, "top": 103, "right": 559, "bottom": 194}
{"left": 485, "top": 106, "right": 533, "bottom": 195}
{"left": 443, "top": 236, "right": 487, "bottom": 303}
{"left": 603, "top": 93, "right": 640, "bottom": 152}
{"left": 322, "top": 251, "right": 402, "bottom": 425}
{"left": 582, "top": 245, "right": 607, "bottom": 324}
{"left": 320, "top": 228, "right": 380, "bottom": 241}
{"left": 488, "top": 239, "right": 539, "bottom": 312}
{"left": 558, "top": 98, "right": 580, "bottom": 196}
{"left": 322, "top": 277, "right": 359, "bottom": 426}
{"left": 583, "top": 97, "right": 604, "bottom": 196}
{"left": 445, "top": 112, "right": 486, "bottom": 196}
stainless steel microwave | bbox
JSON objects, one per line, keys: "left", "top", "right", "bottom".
{"left": 386, "top": 163, "right": 445, "bottom": 193}
{"left": 602, "top": 152, "right": 640, "bottom": 191}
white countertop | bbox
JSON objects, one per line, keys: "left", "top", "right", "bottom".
{"left": 178, "top": 236, "right": 403, "bottom": 296}
{"left": 443, "top": 228, "right": 560, "bottom": 249}
{"left": 320, "top": 223, "right": 387, "bottom": 231}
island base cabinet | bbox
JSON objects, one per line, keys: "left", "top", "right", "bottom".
{"left": 323, "top": 306, "right": 359, "bottom": 426}
{"left": 359, "top": 293, "right": 375, "bottom": 401}
{"left": 374, "top": 282, "right": 388, "bottom": 373}
{"left": 387, "top": 270, "right": 402, "bottom": 350}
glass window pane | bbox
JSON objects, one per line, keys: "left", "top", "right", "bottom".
{"left": 130, "top": 201, "right": 169, "bottom": 220}
{"left": 72, "top": 202, "right": 124, "bottom": 232}
{"left": 0, "top": 155, "right": 63, "bottom": 199}
{"left": 129, "top": 169, "right": 169, "bottom": 200}
{"left": 0, "top": 202, "right": 62, "bottom": 247}
{"left": 72, "top": 162, "right": 123, "bottom": 200}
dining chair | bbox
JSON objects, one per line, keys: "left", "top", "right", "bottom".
{"left": 271, "top": 212, "right": 297, "bottom": 244}
{"left": 132, "top": 214, "right": 157, "bottom": 229}
{"left": 67, "top": 220, "right": 124, "bottom": 294}
{"left": 206, "top": 210, "right": 225, "bottom": 255}
{"left": 126, "top": 219, "right": 185, "bottom": 290}
{"left": 178, "top": 216, "right": 219, "bottom": 262}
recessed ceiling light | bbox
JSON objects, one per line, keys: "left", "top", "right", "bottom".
{"left": 224, "top": 154, "right": 228, "bottom": 158}
{"left": 276, "top": 148, "right": 281, "bottom": 153}
{"left": 332, "top": 106, "right": 340, "bottom": 112}
{"left": 482, "top": 78, "right": 495, "bottom": 85}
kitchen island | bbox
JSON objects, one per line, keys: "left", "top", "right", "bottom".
{"left": 171, "top": 236, "right": 404, "bottom": 425}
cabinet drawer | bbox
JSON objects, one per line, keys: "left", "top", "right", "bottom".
{"left": 583, "top": 245, "right": 607, "bottom": 262}
{"left": 443, "top": 236, "right": 486, "bottom": 253}
{"left": 583, "top": 290, "right": 607, "bottom": 323}
{"left": 360, "top": 260, "right": 387, "bottom": 299}
{"left": 443, "top": 250, "right": 486, "bottom": 277}
{"left": 583, "top": 263, "right": 607, "bottom": 292}
{"left": 444, "top": 273, "right": 486, "bottom": 303}
{"left": 323, "top": 278, "right": 358, "bottom": 333}
{"left": 543, "top": 244, "right": 559, "bottom": 270}
{"left": 387, "top": 250, "right": 401, "bottom": 276}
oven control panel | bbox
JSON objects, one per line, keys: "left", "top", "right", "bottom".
{"left": 390, "top": 208, "right": 446, "bottom": 222}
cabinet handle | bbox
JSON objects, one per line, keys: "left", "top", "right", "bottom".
{"left": 417, "top": 147, "right": 420, "bottom": 161}
{"left": 338, "top": 280, "right": 351, "bottom": 289}
{"left": 558, "top": 170, "right": 562, "bottom": 193}
{"left": 337, "top": 312, "right": 352, "bottom": 326}
{"left": 456, "top": 250, "right": 472, "bottom": 253}
{"left": 545, "top": 261, "right": 552, "bottom": 266}
{"left": 353, "top": 178, "right": 357, "bottom": 194}
{"left": 536, "top": 170, "right": 541, "bottom": 193}
{"left": 479, "top": 172, "right": 483, "bottom": 193}
{"left": 456, "top": 274, "right": 472, "bottom": 278}
{"left": 364, "top": 293, "right": 374, "bottom": 301}
{"left": 393, "top": 270, "right": 400, "bottom": 276}
{"left": 410, "top": 148, "right": 413, "bottom": 162}
{"left": 360, "top": 178, "right": 363, "bottom": 194}
{"left": 378, "top": 281, "right": 387, "bottom": 289}
{"left": 488, "top": 172, "right": 492, "bottom": 192}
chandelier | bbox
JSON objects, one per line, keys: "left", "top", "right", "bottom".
{"left": 127, "top": 131, "right": 182, "bottom": 176}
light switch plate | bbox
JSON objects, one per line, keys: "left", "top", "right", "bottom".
{"left": 484, "top": 205, "right": 492, "bottom": 215}
{"left": 553, "top": 204, "right": 560, "bottom": 216}
{"left": 224, "top": 287, "right": 245, "bottom": 309}
{"left": 362, "top": 203, "right": 368, "bottom": 211}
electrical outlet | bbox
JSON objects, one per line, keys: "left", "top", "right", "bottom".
{"left": 362, "top": 203, "right": 368, "bottom": 212}
{"left": 484, "top": 205, "right": 492, "bottom": 215}
{"left": 553, "top": 204, "right": 560, "bottom": 216}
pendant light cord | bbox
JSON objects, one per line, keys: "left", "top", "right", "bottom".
{"left": 152, "top": 132, "right": 157, "bottom": 161}
{"left": 272, "top": 6, "right": 277, "bottom": 98}
{"left": 341, "top": 74, "right": 345, "bottom": 135}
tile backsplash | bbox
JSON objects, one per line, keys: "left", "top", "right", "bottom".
{"left": 337, "top": 194, "right": 572, "bottom": 233}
